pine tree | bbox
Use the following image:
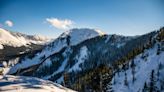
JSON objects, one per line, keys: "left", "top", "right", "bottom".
{"left": 124, "top": 72, "right": 128, "bottom": 86}
{"left": 113, "top": 73, "right": 116, "bottom": 85}
{"left": 158, "top": 62, "right": 163, "bottom": 70}
{"left": 157, "top": 63, "right": 161, "bottom": 80}
{"left": 142, "top": 82, "right": 148, "bottom": 92}
{"left": 131, "top": 59, "right": 136, "bottom": 83}
{"left": 132, "top": 68, "right": 136, "bottom": 83}
{"left": 157, "top": 44, "right": 161, "bottom": 55}
{"left": 66, "top": 35, "right": 71, "bottom": 46}
{"left": 99, "top": 72, "right": 103, "bottom": 91}
{"left": 107, "top": 82, "right": 114, "bottom": 92}
{"left": 63, "top": 72, "right": 70, "bottom": 87}
{"left": 149, "top": 70, "right": 158, "bottom": 92}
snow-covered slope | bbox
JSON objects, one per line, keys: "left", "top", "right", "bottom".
{"left": 68, "top": 46, "right": 88, "bottom": 72}
{"left": 7, "top": 28, "right": 105, "bottom": 74}
{"left": 108, "top": 43, "right": 164, "bottom": 92}
{"left": 0, "top": 28, "right": 50, "bottom": 49}
{"left": 0, "top": 75, "right": 75, "bottom": 92}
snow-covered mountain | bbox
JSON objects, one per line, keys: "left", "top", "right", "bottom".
{"left": 0, "top": 75, "right": 75, "bottom": 92}
{"left": 5, "top": 28, "right": 105, "bottom": 75}
{"left": 4, "top": 28, "right": 134, "bottom": 86}
{"left": 0, "top": 28, "right": 50, "bottom": 49}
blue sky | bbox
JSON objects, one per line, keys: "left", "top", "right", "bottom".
{"left": 0, "top": 0, "right": 164, "bottom": 37}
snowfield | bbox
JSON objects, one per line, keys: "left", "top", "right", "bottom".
{"left": 0, "top": 75, "right": 75, "bottom": 92}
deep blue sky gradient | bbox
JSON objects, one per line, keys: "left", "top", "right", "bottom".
{"left": 0, "top": 0, "right": 164, "bottom": 37}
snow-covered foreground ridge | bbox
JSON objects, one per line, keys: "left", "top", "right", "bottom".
{"left": 0, "top": 75, "right": 76, "bottom": 92}
{"left": 0, "top": 28, "right": 50, "bottom": 49}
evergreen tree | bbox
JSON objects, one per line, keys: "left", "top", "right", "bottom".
{"left": 113, "top": 73, "right": 116, "bottom": 85}
{"left": 63, "top": 72, "right": 70, "bottom": 87}
{"left": 66, "top": 35, "right": 71, "bottom": 46}
{"left": 99, "top": 72, "right": 103, "bottom": 91}
{"left": 124, "top": 72, "right": 128, "bottom": 86}
{"left": 157, "top": 63, "right": 162, "bottom": 81}
{"left": 149, "top": 70, "right": 158, "bottom": 92}
{"left": 107, "top": 82, "right": 114, "bottom": 92}
{"left": 142, "top": 82, "right": 148, "bottom": 92}
{"left": 157, "top": 44, "right": 161, "bottom": 55}
{"left": 131, "top": 59, "right": 136, "bottom": 83}
{"left": 132, "top": 68, "right": 136, "bottom": 83}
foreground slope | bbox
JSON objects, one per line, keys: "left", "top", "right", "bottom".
{"left": 108, "top": 43, "right": 164, "bottom": 92}
{"left": 0, "top": 75, "right": 75, "bottom": 92}
{"left": 107, "top": 28, "right": 164, "bottom": 92}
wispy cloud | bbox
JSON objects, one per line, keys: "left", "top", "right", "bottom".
{"left": 5, "top": 20, "right": 13, "bottom": 27}
{"left": 46, "top": 18, "right": 74, "bottom": 30}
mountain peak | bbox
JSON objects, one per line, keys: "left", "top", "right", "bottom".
{"left": 59, "top": 28, "right": 105, "bottom": 45}
{"left": 70, "top": 28, "right": 104, "bottom": 34}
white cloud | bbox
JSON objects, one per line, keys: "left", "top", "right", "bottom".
{"left": 5, "top": 20, "right": 13, "bottom": 27}
{"left": 46, "top": 18, "right": 73, "bottom": 30}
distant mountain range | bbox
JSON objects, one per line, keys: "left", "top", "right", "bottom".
{"left": 0, "top": 27, "right": 163, "bottom": 92}
{"left": 0, "top": 28, "right": 51, "bottom": 65}
{"left": 0, "top": 28, "right": 50, "bottom": 48}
